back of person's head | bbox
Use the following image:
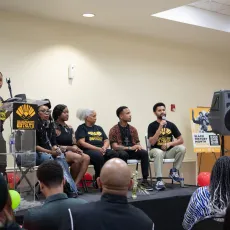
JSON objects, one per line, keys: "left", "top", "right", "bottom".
{"left": 97, "top": 158, "right": 132, "bottom": 196}
{"left": 153, "top": 102, "right": 165, "bottom": 112}
{"left": 116, "top": 106, "right": 128, "bottom": 118}
{"left": 76, "top": 108, "right": 94, "bottom": 121}
{"left": 210, "top": 156, "right": 230, "bottom": 214}
{"left": 0, "top": 174, "right": 15, "bottom": 227}
{"left": 37, "top": 161, "right": 64, "bottom": 189}
{"left": 52, "top": 104, "right": 67, "bottom": 121}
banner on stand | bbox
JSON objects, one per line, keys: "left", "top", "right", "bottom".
{"left": 190, "top": 107, "right": 220, "bottom": 153}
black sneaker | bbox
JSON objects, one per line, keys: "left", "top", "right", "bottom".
{"left": 67, "top": 192, "right": 78, "bottom": 198}
{"left": 140, "top": 180, "right": 153, "bottom": 191}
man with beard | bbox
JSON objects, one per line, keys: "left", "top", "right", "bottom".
{"left": 148, "top": 102, "right": 186, "bottom": 191}
{"left": 109, "top": 106, "right": 152, "bottom": 191}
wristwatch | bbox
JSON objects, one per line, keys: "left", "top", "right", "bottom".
{"left": 128, "top": 146, "right": 131, "bottom": 150}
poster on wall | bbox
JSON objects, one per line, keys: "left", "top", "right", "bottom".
{"left": 190, "top": 107, "right": 220, "bottom": 153}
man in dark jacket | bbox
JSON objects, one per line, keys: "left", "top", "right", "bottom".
{"left": 23, "top": 161, "right": 86, "bottom": 230}
{"left": 69, "top": 158, "right": 154, "bottom": 230}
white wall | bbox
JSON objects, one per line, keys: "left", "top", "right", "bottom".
{"left": 1, "top": 11, "right": 230, "bottom": 163}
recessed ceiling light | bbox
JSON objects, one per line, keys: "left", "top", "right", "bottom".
{"left": 83, "top": 13, "right": 95, "bottom": 18}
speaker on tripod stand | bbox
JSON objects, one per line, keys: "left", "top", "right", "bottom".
{"left": 209, "top": 90, "right": 230, "bottom": 155}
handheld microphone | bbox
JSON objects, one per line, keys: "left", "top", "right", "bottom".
{"left": 162, "top": 116, "right": 167, "bottom": 128}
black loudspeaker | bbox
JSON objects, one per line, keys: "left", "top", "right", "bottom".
{"left": 209, "top": 90, "right": 230, "bottom": 135}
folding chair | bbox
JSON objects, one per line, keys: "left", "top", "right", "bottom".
{"left": 127, "top": 159, "right": 140, "bottom": 172}
{"left": 15, "top": 152, "right": 39, "bottom": 199}
{"left": 145, "top": 135, "right": 184, "bottom": 187}
{"left": 14, "top": 130, "right": 39, "bottom": 199}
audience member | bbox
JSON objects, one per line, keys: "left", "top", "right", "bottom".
{"left": 0, "top": 173, "right": 22, "bottom": 229}
{"left": 70, "top": 158, "right": 154, "bottom": 230}
{"left": 23, "top": 161, "right": 86, "bottom": 230}
{"left": 183, "top": 156, "right": 230, "bottom": 230}
{"left": 53, "top": 104, "right": 90, "bottom": 186}
{"left": 148, "top": 102, "right": 185, "bottom": 190}
{"left": 75, "top": 108, "right": 117, "bottom": 187}
{"left": 109, "top": 106, "right": 152, "bottom": 191}
{"left": 224, "top": 202, "right": 230, "bottom": 230}
{"left": 36, "top": 105, "right": 78, "bottom": 196}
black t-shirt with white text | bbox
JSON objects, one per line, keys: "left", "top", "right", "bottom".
{"left": 75, "top": 124, "right": 108, "bottom": 149}
{"left": 147, "top": 121, "right": 181, "bottom": 150}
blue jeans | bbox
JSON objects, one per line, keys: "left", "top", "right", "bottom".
{"left": 36, "top": 152, "right": 78, "bottom": 193}
{"left": 36, "top": 152, "right": 52, "bottom": 166}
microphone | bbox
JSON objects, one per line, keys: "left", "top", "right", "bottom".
{"left": 162, "top": 116, "right": 167, "bottom": 128}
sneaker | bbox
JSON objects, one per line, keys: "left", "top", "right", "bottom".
{"left": 155, "top": 180, "right": 166, "bottom": 191}
{"left": 140, "top": 180, "right": 153, "bottom": 191}
{"left": 67, "top": 192, "right": 78, "bottom": 198}
{"left": 169, "top": 168, "right": 183, "bottom": 182}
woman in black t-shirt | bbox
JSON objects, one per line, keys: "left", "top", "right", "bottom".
{"left": 53, "top": 105, "right": 90, "bottom": 186}
{"left": 75, "top": 109, "right": 118, "bottom": 185}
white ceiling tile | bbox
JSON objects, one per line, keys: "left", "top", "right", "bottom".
{"left": 190, "top": 0, "right": 230, "bottom": 14}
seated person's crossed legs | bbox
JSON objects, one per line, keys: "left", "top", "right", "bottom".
{"left": 53, "top": 104, "right": 90, "bottom": 187}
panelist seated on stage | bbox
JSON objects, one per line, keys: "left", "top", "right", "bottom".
{"left": 23, "top": 161, "right": 86, "bottom": 230}
{"left": 36, "top": 105, "right": 78, "bottom": 197}
{"left": 53, "top": 104, "right": 90, "bottom": 186}
{"left": 109, "top": 106, "right": 152, "bottom": 191}
{"left": 75, "top": 109, "right": 117, "bottom": 188}
{"left": 148, "top": 102, "right": 186, "bottom": 191}
{"left": 67, "top": 158, "right": 154, "bottom": 230}
{"left": 36, "top": 105, "right": 57, "bottom": 165}
{"left": 183, "top": 156, "right": 230, "bottom": 230}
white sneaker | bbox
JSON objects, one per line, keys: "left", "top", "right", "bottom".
{"left": 155, "top": 180, "right": 166, "bottom": 191}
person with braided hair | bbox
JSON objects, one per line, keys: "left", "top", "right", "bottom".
{"left": 183, "top": 156, "right": 230, "bottom": 230}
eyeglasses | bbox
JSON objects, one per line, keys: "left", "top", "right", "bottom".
{"left": 39, "top": 109, "right": 51, "bottom": 114}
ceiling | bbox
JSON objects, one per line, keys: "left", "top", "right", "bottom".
{"left": 0, "top": 0, "right": 230, "bottom": 52}
{"left": 190, "top": 0, "right": 230, "bottom": 16}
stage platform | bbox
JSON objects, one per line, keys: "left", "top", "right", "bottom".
{"left": 15, "top": 184, "right": 197, "bottom": 230}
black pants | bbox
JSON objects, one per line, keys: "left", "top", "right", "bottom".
{"left": 84, "top": 149, "right": 118, "bottom": 179}
{"left": 116, "top": 149, "right": 149, "bottom": 179}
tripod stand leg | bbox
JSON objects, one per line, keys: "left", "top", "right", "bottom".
{"left": 198, "top": 152, "right": 203, "bottom": 174}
